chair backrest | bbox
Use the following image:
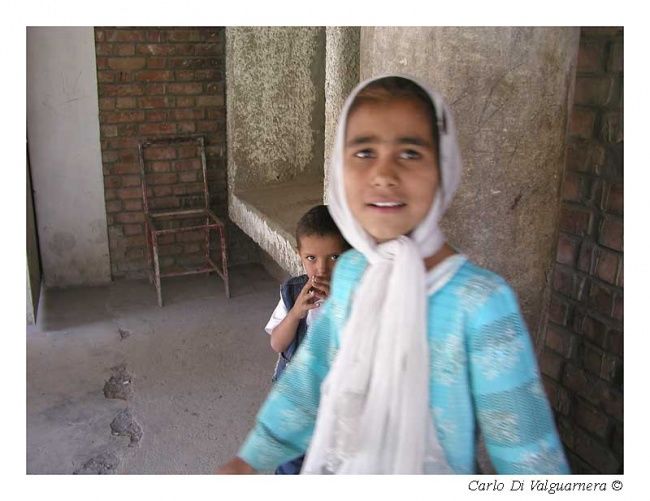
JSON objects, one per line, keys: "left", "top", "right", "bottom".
{"left": 138, "top": 135, "right": 209, "bottom": 215}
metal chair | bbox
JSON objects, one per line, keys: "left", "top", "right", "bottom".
{"left": 138, "top": 135, "right": 229, "bottom": 306}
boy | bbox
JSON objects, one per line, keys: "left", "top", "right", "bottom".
{"left": 218, "top": 76, "right": 569, "bottom": 474}
{"left": 264, "top": 204, "right": 349, "bottom": 474}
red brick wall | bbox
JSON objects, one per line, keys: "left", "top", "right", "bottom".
{"left": 541, "top": 27, "right": 623, "bottom": 473}
{"left": 95, "top": 27, "right": 258, "bottom": 279}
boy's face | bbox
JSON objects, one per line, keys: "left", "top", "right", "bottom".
{"left": 343, "top": 97, "right": 439, "bottom": 243}
{"left": 298, "top": 234, "right": 346, "bottom": 280}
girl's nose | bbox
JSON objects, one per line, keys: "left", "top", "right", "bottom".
{"left": 371, "top": 157, "right": 398, "bottom": 187}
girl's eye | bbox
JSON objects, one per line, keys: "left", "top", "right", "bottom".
{"left": 330, "top": 255, "right": 339, "bottom": 261}
{"left": 353, "top": 149, "right": 374, "bottom": 159}
{"left": 399, "top": 149, "right": 421, "bottom": 160}
{"left": 306, "top": 256, "right": 316, "bottom": 261}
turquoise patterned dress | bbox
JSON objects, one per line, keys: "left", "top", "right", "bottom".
{"left": 239, "top": 250, "right": 570, "bottom": 474}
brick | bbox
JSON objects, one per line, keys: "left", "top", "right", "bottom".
{"left": 581, "top": 315, "right": 607, "bottom": 348}
{"left": 606, "top": 329, "right": 622, "bottom": 357}
{"left": 179, "top": 171, "right": 198, "bottom": 183}
{"left": 556, "top": 233, "right": 579, "bottom": 266}
{"left": 175, "top": 70, "right": 195, "bottom": 81}
{"left": 605, "top": 183, "right": 623, "bottom": 215}
{"left": 177, "top": 122, "right": 196, "bottom": 134}
{"left": 95, "top": 28, "right": 105, "bottom": 42}
{"left": 206, "top": 82, "right": 223, "bottom": 94}
{"left": 177, "top": 145, "right": 199, "bottom": 158}
{"left": 581, "top": 27, "right": 622, "bottom": 37}
{"left": 149, "top": 197, "right": 180, "bottom": 210}
{"left": 598, "top": 216, "right": 623, "bottom": 251}
{"left": 166, "top": 29, "right": 200, "bottom": 42}
{"left": 118, "top": 149, "right": 138, "bottom": 162}
{"left": 144, "top": 58, "right": 164, "bottom": 70}
{"left": 117, "top": 187, "right": 143, "bottom": 200}
{"left": 195, "top": 69, "right": 220, "bottom": 81}
{"left": 95, "top": 57, "right": 108, "bottom": 70}
{"left": 102, "top": 110, "right": 145, "bottom": 123}
{"left": 567, "top": 139, "right": 606, "bottom": 174}
{"left": 594, "top": 249, "right": 618, "bottom": 285}
{"left": 576, "top": 239, "right": 596, "bottom": 273}
{"left": 195, "top": 43, "right": 221, "bottom": 56}
{"left": 106, "top": 200, "right": 122, "bottom": 213}
{"left": 100, "top": 125, "right": 118, "bottom": 138}
{"left": 102, "top": 150, "right": 119, "bottom": 163}
{"left": 136, "top": 43, "right": 177, "bottom": 56}
{"left": 115, "top": 97, "right": 137, "bottom": 109}
{"left": 145, "top": 110, "right": 168, "bottom": 122}
{"left": 599, "top": 111, "right": 623, "bottom": 144}
{"left": 548, "top": 296, "right": 568, "bottom": 325}
{"left": 158, "top": 244, "right": 183, "bottom": 256}
{"left": 124, "top": 199, "right": 143, "bottom": 211}
{"left": 148, "top": 161, "right": 171, "bottom": 173}
{"left": 587, "top": 281, "right": 614, "bottom": 317}
{"left": 148, "top": 173, "right": 178, "bottom": 185}
{"left": 117, "top": 123, "right": 138, "bottom": 137}
{"left": 172, "top": 109, "right": 205, "bottom": 121}
{"left": 103, "top": 176, "right": 122, "bottom": 189}
{"left": 122, "top": 175, "right": 141, "bottom": 188}
{"left": 139, "top": 123, "right": 177, "bottom": 135}
{"left": 106, "top": 29, "right": 147, "bottom": 43}
{"left": 196, "top": 121, "right": 218, "bottom": 133}
{"left": 108, "top": 57, "right": 147, "bottom": 71}
{"left": 200, "top": 29, "right": 222, "bottom": 41}
{"left": 98, "top": 97, "right": 116, "bottom": 110}
{"left": 145, "top": 83, "right": 166, "bottom": 95}
{"left": 173, "top": 182, "right": 204, "bottom": 196}
{"left": 116, "top": 44, "right": 135, "bottom": 56}
{"left": 607, "top": 41, "right": 623, "bottom": 72}
{"left": 167, "top": 82, "right": 203, "bottom": 95}
{"left": 611, "top": 424, "right": 623, "bottom": 458}
{"left": 600, "top": 353, "right": 622, "bottom": 385}
{"left": 545, "top": 324, "right": 575, "bottom": 358}
{"left": 577, "top": 39, "right": 605, "bottom": 73}
{"left": 582, "top": 343, "right": 604, "bottom": 376}
{"left": 612, "top": 295, "right": 623, "bottom": 321}
{"left": 115, "top": 211, "right": 145, "bottom": 224}
{"left": 99, "top": 83, "right": 145, "bottom": 97}
{"left": 126, "top": 247, "right": 145, "bottom": 259}
{"left": 600, "top": 387, "right": 623, "bottom": 422}
{"left": 196, "top": 95, "right": 224, "bottom": 107}
{"left": 134, "top": 70, "right": 174, "bottom": 82}
{"left": 146, "top": 30, "right": 165, "bottom": 43}
{"left": 176, "top": 230, "right": 204, "bottom": 243}
{"left": 97, "top": 71, "right": 114, "bottom": 83}
{"left": 156, "top": 233, "right": 176, "bottom": 245}
{"left": 574, "top": 76, "right": 613, "bottom": 107}
{"left": 111, "top": 162, "right": 139, "bottom": 175}
{"left": 138, "top": 96, "right": 175, "bottom": 109}
{"left": 575, "top": 400, "right": 609, "bottom": 440}
{"left": 123, "top": 224, "right": 144, "bottom": 236}
{"left": 152, "top": 186, "right": 173, "bottom": 197}
{"left": 176, "top": 96, "right": 195, "bottom": 107}
{"left": 559, "top": 206, "right": 592, "bottom": 237}
{"left": 569, "top": 107, "right": 596, "bottom": 139}
{"left": 183, "top": 242, "right": 204, "bottom": 254}
{"left": 107, "top": 137, "right": 140, "bottom": 150}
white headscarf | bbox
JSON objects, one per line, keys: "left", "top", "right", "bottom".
{"left": 301, "top": 75, "right": 463, "bottom": 474}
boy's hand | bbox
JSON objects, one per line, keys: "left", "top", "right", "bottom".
{"left": 311, "top": 275, "right": 330, "bottom": 297}
{"left": 290, "top": 279, "right": 326, "bottom": 320}
{"left": 215, "top": 457, "right": 255, "bottom": 474}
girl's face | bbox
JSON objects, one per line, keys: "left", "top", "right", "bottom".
{"left": 343, "top": 97, "right": 439, "bottom": 243}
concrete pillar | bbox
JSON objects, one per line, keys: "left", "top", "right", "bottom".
{"left": 27, "top": 27, "right": 111, "bottom": 288}
{"left": 324, "top": 27, "right": 360, "bottom": 204}
{"left": 360, "top": 27, "right": 580, "bottom": 340}
{"left": 226, "top": 27, "right": 326, "bottom": 276}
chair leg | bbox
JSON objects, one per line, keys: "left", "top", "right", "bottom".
{"left": 152, "top": 234, "right": 163, "bottom": 307}
{"left": 219, "top": 225, "right": 230, "bottom": 298}
{"left": 145, "top": 223, "right": 155, "bottom": 285}
{"left": 204, "top": 219, "right": 211, "bottom": 277}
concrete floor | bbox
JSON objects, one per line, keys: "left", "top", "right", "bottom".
{"left": 27, "top": 264, "right": 280, "bottom": 474}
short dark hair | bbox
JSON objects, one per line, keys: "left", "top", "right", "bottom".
{"left": 349, "top": 76, "right": 440, "bottom": 156}
{"left": 296, "top": 204, "right": 349, "bottom": 249}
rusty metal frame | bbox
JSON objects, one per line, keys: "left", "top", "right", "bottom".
{"left": 138, "top": 135, "right": 230, "bottom": 306}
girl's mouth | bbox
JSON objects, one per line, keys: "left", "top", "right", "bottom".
{"left": 367, "top": 201, "right": 406, "bottom": 211}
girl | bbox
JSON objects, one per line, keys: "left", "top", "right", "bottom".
{"left": 218, "top": 75, "right": 569, "bottom": 474}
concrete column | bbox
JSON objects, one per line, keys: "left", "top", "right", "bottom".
{"left": 27, "top": 27, "right": 111, "bottom": 288}
{"left": 226, "top": 27, "right": 326, "bottom": 276}
{"left": 360, "top": 27, "right": 580, "bottom": 341}
{"left": 324, "top": 27, "right": 360, "bottom": 204}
